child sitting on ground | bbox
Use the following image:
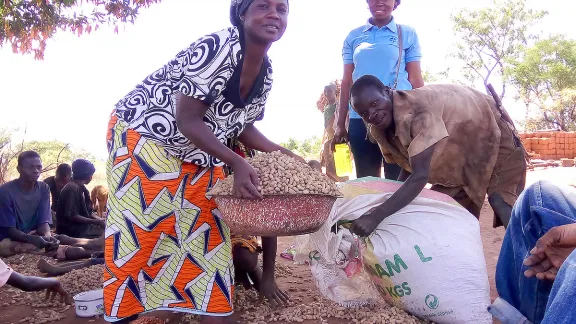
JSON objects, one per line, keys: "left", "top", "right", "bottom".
{"left": 226, "top": 139, "right": 289, "bottom": 307}
{"left": 1, "top": 258, "right": 68, "bottom": 302}
{"left": 37, "top": 235, "right": 104, "bottom": 276}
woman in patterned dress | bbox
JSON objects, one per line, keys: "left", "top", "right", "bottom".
{"left": 103, "top": 0, "right": 296, "bottom": 323}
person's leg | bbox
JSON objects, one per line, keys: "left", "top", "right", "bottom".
{"left": 540, "top": 249, "right": 576, "bottom": 323}
{"left": 383, "top": 161, "right": 401, "bottom": 181}
{"left": 61, "top": 246, "right": 95, "bottom": 260}
{"left": 55, "top": 234, "right": 104, "bottom": 251}
{"left": 488, "top": 193, "right": 513, "bottom": 228}
{"left": 496, "top": 181, "right": 576, "bottom": 323}
{"left": 0, "top": 238, "right": 39, "bottom": 257}
{"left": 348, "top": 119, "right": 382, "bottom": 178}
{"left": 488, "top": 121, "right": 528, "bottom": 228}
{"left": 37, "top": 258, "right": 103, "bottom": 276}
{"left": 430, "top": 185, "right": 482, "bottom": 218}
{"left": 233, "top": 245, "right": 260, "bottom": 289}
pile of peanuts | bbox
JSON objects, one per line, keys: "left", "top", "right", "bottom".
{"left": 208, "top": 151, "right": 341, "bottom": 197}
{"left": 58, "top": 265, "right": 104, "bottom": 298}
{"left": 182, "top": 287, "right": 428, "bottom": 324}
{"left": 0, "top": 255, "right": 97, "bottom": 324}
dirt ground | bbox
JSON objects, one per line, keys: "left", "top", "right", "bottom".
{"left": 0, "top": 204, "right": 504, "bottom": 324}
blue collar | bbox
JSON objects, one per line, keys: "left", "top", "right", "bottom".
{"left": 363, "top": 17, "right": 397, "bottom": 33}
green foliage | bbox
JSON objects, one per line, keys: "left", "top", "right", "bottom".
{"left": 450, "top": 0, "right": 546, "bottom": 98}
{"left": 279, "top": 137, "right": 323, "bottom": 160}
{"left": 422, "top": 68, "right": 449, "bottom": 84}
{"left": 0, "top": 127, "right": 95, "bottom": 183}
{"left": 508, "top": 36, "right": 576, "bottom": 131}
{"left": 1, "top": 0, "right": 162, "bottom": 59}
{"left": 18, "top": 139, "right": 94, "bottom": 171}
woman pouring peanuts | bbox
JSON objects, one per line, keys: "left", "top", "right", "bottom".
{"left": 103, "top": 0, "right": 300, "bottom": 323}
{"left": 340, "top": 75, "right": 527, "bottom": 237}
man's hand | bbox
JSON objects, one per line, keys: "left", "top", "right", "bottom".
{"left": 31, "top": 236, "right": 57, "bottom": 250}
{"left": 45, "top": 280, "right": 70, "bottom": 303}
{"left": 350, "top": 213, "right": 381, "bottom": 237}
{"left": 42, "top": 236, "right": 60, "bottom": 252}
{"left": 524, "top": 223, "right": 576, "bottom": 281}
{"left": 259, "top": 276, "right": 289, "bottom": 307}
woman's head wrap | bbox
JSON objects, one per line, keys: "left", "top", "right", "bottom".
{"left": 72, "top": 159, "right": 95, "bottom": 181}
{"left": 230, "top": 0, "right": 256, "bottom": 27}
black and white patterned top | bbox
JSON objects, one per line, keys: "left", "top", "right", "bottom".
{"left": 113, "top": 26, "right": 273, "bottom": 167}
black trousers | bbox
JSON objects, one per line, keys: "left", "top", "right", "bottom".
{"left": 348, "top": 118, "right": 401, "bottom": 180}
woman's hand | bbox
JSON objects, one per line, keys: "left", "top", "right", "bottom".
{"left": 231, "top": 158, "right": 263, "bottom": 200}
{"left": 331, "top": 126, "right": 348, "bottom": 152}
{"left": 279, "top": 148, "right": 306, "bottom": 164}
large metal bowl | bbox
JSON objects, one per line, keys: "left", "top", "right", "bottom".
{"left": 213, "top": 194, "right": 337, "bottom": 236}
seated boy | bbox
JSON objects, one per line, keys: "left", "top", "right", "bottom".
{"left": 0, "top": 151, "right": 59, "bottom": 256}
{"left": 44, "top": 163, "right": 72, "bottom": 226}
{"left": 0, "top": 151, "right": 97, "bottom": 262}
{"left": 1, "top": 258, "right": 68, "bottom": 302}
{"left": 56, "top": 159, "right": 104, "bottom": 239}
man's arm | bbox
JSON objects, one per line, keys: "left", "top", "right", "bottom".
{"left": 350, "top": 144, "right": 435, "bottom": 237}
{"left": 5, "top": 227, "right": 45, "bottom": 246}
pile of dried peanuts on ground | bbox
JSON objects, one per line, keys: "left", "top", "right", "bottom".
{"left": 208, "top": 151, "right": 341, "bottom": 197}
{"left": 1, "top": 255, "right": 428, "bottom": 324}
{"left": 0, "top": 254, "right": 102, "bottom": 324}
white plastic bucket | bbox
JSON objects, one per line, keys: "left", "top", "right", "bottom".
{"left": 73, "top": 289, "right": 104, "bottom": 317}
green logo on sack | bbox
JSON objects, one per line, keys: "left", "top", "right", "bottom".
{"left": 425, "top": 294, "right": 439, "bottom": 309}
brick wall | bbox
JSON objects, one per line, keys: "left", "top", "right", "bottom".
{"left": 520, "top": 132, "right": 576, "bottom": 160}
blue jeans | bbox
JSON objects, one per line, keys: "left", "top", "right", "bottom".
{"left": 490, "top": 181, "right": 576, "bottom": 324}
{"left": 348, "top": 118, "right": 401, "bottom": 180}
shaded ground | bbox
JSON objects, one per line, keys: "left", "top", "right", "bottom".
{"left": 3, "top": 167, "right": 575, "bottom": 324}
{"left": 0, "top": 209, "right": 503, "bottom": 324}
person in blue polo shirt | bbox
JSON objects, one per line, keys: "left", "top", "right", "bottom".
{"left": 333, "top": 0, "right": 424, "bottom": 180}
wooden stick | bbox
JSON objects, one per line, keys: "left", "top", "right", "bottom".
{"left": 486, "top": 84, "right": 502, "bottom": 107}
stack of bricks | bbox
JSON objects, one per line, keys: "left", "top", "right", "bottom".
{"left": 520, "top": 132, "right": 576, "bottom": 160}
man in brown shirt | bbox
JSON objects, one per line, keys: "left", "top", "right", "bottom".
{"left": 343, "top": 75, "right": 527, "bottom": 236}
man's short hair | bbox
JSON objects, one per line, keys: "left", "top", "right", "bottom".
{"left": 350, "top": 75, "right": 389, "bottom": 99}
{"left": 17, "top": 151, "right": 40, "bottom": 166}
{"left": 56, "top": 163, "right": 72, "bottom": 176}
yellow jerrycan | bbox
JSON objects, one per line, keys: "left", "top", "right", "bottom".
{"left": 333, "top": 143, "right": 353, "bottom": 177}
